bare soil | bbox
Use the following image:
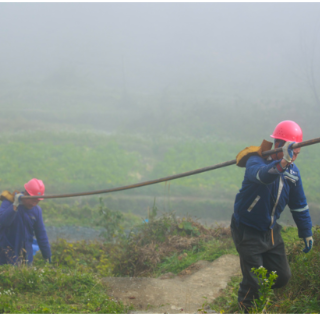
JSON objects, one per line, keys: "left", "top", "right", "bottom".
{"left": 102, "top": 254, "right": 241, "bottom": 314}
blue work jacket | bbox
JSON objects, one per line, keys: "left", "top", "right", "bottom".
{"left": 0, "top": 199, "right": 51, "bottom": 265}
{"left": 233, "top": 155, "right": 312, "bottom": 238}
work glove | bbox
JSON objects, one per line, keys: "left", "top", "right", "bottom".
{"left": 282, "top": 141, "right": 295, "bottom": 162}
{"left": 13, "top": 192, "right": 24, "bottom": 211}
{"left": 303, "top": 236, "right": 313, "bottom": 253}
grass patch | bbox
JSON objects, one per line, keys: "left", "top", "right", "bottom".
{"left": 40, "top": 200, "right": 141, "bottom": 229}
{"left": 155, "top": 238, "right": 237, "bottom": 276}
{"left": 209, "top": 275, "right": 242, "bottom": 314}
{"left": 0, "top": 264, "right": 131, "bottom": 314}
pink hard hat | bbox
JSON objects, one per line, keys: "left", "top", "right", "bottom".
{"left": 24, "top": 178, "right": 45, "bottom": 200}
{"left": 270, "top": 120, "right": 303, "bottom": 143}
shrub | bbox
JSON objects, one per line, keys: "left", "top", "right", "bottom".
{"left": 0, "top": 263, "right": 130, "bottom": 314}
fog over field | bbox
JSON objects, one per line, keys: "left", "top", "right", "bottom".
{"left": 1, "top": 3, "right": 320, "bottom": 110}
{"left": 1, "top": 2, "right": 320, "bottom": 229}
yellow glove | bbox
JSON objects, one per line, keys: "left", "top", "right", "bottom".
{"left": 0, "top": 190, "right": 20, "bottom": 203}
{"left": 236, "top": 140, "right": 273, "bottom": 167}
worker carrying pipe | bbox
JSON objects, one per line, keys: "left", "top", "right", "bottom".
{"left": 0, "top": 179, "right": 51, "bottom": 266}
{"left": 231, "top": 120, "right": 313, "bottom": 313}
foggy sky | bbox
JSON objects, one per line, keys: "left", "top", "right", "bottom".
{"left": 1, "top": 2, "right": 320, "bottom": 98}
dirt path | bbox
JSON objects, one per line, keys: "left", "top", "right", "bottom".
{"left": 102, "top": 254, "right": 241, "bottom": 314}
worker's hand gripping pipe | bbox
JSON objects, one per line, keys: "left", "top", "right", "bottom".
{"left": 22, "top": 137, "right": 320, "bottom": 200}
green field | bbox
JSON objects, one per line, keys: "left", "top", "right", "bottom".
{"left": 1, "top": 129, "right": 320, "bottom": 227}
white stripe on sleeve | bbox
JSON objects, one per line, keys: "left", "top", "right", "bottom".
{"left": 291, "top": 205, "right": 309, "bottom": 212}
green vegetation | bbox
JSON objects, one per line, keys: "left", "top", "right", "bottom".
{"left": 1, "top": 130, "right": 320, "bottom": 225}
{"left": 0, "top": 263, "right": 130, "bottom": 314}
{"left": 210, "top": 226, "right": 320, "bottom": 314}
{"left": 40, "top": 200, "right": 141, "bottom": 230}
{"left": 0, "top": 133, "right": 143, "bottom": 194}
{"left": 0, "top": 205, "right": 319, "bottom": 314}
{"left": 250, "top": 267, "right": 278, "bottom": 313}
{"left": 0, "top": 209, "right": 236, "bottom": 314}
{"left": 41, "top": 204, "right": 236, "bottom": 280}
{"left": 155, "top": 238, "right": 237, "bottom": 276}
{"left": 92, "top": 204, "right": 236, "bottom": 277}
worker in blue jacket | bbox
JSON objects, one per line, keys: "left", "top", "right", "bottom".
{"left": 231, "top": 120, "right": 313, "bottom": 312}
{"left": 0, "top": 178, "right": 51, "bottom": 266}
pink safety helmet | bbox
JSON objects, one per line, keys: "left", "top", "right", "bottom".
{"left": 24, "top": 178, "right": 45, "bottom": 200}
{"left": 270, "top": 120, "right": 303, "bottom": 143}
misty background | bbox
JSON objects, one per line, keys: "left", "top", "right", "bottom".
{"left": 1, "top": 2, "right": 320, "bottom": 238}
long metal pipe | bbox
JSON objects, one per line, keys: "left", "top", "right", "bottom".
{"left": 22, "top": 137, "right": 320, "bottom": 199}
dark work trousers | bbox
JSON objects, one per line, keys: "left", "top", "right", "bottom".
{"left": 230, "top": 214, "right": 291, "bottom": 311}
